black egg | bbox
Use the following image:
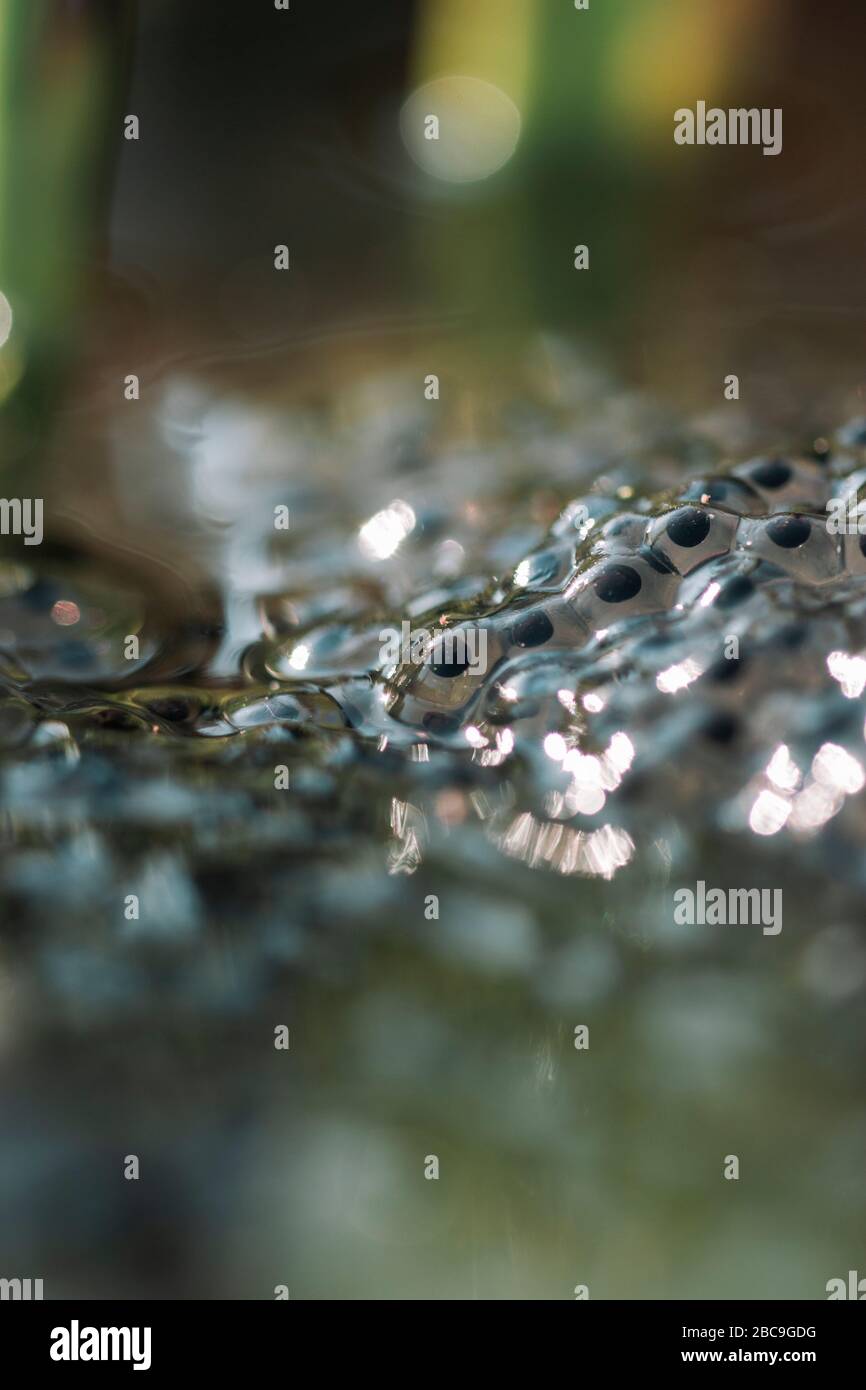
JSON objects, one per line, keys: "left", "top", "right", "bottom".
{"left": 682, "top": 477, "right": 758, "bottom": 507}
{"left": 749, "top": 458, "right": 792, "bottom": 489}
{"left": 706, "top": 652, "right": 747, "bottom": 683}
{"left": 593, "top": 564, "right": 642, "bottom": 603}
{"left": 766, "top": 515, "right": 811, "bottom": 549}
{"left": 702, "top": 711, "right": 739, "bottom": 744}
{"left": 511, "top": 610, "right": 554, "bottom": 647}
{"left": 716, "top": 575, "right": 755, "bottom": 609}
{"left": 775, "top": 623, "right": 807, "bottom": 649}
{"left": 666, "top": 507, "right": 712, "bottom": 548}
{"left": 428, "top": 650, "right": 472, "bottom": 678}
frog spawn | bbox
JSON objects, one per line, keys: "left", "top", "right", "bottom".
{"left": 381, "top": 447, "right": 866, "bottom": 748}
{"left": 13, "top": 442, "right": 853, "bottom": 779}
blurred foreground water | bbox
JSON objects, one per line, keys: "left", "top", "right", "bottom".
{"left": 1, "top": 339, "right": 866, "bottom": 1299}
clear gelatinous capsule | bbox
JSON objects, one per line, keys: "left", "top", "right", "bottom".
{"left": 735, "top": 513, "right": 842, "bottom": 584}
{"left": 566, "top": 552, "right": 680, "bottom": 630}
{"left": 645, "top": 504, "right": 739, "bottom": 575}
{"left": 731, "top": 456, "right": 830, "bottom": 511}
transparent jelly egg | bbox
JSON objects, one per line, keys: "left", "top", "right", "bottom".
{"left": 566, "top": 552, "right": 681, "bottom": 631}
{"left": 591, "top": 512, "right": 648, "bottom": 557}
{"left": 736, "top": 514, "right": 842, "bottom": 585}
{"left": 646, "top": 505, "right": 740, "bottom": 576}
{"left": 732, "top": 456, "right": 830, "bottom": 512}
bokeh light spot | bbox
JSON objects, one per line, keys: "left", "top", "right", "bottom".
{"left": 400, "top": 76, "right": 521, "bottom": 183}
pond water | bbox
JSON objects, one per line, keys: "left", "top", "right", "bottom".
{"left": 3, "top": 0, "right": 866, "bottom": 1303}
{"left": 2, "top": 338, "right": 866, "bottom": 1299}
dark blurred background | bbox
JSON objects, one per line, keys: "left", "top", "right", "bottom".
{"left": 5, "top": 0, "right": 866, "bottom": 431}
{"left": 104, "top": 0, "right": 866, "bottom": 417}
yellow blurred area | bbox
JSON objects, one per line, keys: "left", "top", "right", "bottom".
{"left": 411, "top": 0, "right": 534, "bottom": 108}
{"left": 607, "top": 0, "right": 784, "bottom": 151}
{"left": 413, "top": 0, "right": 786, "bottom": 160}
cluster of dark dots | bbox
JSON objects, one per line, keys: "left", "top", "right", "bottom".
{"left": 391, "top": 445, "right": 866, "bottom": 731}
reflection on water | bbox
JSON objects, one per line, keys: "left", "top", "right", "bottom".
{"left": 2, "top": 343, "right": 866, "bottom": 1296}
